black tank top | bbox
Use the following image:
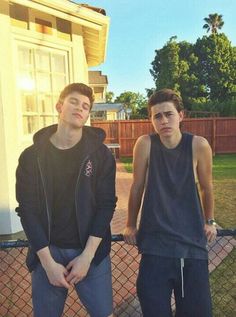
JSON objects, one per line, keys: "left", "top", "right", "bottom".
{"left": 137, "top": 132, "right": 208, "bottom": 259}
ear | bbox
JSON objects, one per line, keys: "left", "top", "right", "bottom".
{"left": 179, "top": 110, "right": 184, "bottom": 122}
{"left": 56, "top": 102, "right": 62, "bottom": 113}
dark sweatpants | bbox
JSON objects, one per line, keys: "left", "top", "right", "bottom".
{"left": 137, "top": 255, "right": 212, "bottom": 317}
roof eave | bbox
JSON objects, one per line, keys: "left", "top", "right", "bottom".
{"left": 10, "top": 0, "right": 110, "bottom": 66}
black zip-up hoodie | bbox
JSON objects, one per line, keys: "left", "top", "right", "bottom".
{"left": 15, "top": 124, "right": 116, "bottom": 272}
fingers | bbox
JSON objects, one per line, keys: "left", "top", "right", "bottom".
{"left": 66, "top": 270, "right": 85, "bottom": 285}
{"left": 66, "top": 260, "right": 73, "bottom": 271}
{"left": 60, "top": 278, "right": 70, "bottom": 289}
{"left": 205, "top": 226, "right": 217, "bottom": 243}
{"left": 51, "top": 274, "right": 70, "bottom": 289}
{"left": 207, "top": 231, "right": 217, "bottom": 243}
{"left": 123, "top": 227, "right": 138, "bottom": 245}
{"left": 124, "top": 234, "right": 137, "bottom": 245}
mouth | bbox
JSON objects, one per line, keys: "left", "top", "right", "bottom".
{"left": 72, "top": 113, "right": 83, "bottom": 119}
{"left": 160, "top": 127, "right": 171, "bottom": 132}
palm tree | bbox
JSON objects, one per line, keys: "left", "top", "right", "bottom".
{"left": 203, "top": 13, "right": 224, "bottom": 34}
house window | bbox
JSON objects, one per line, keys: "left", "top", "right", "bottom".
{"left": 17, "top": 43, "right": 69, "bottom": 135}
{"left": 35, "top": 18, "right": 52, "bottom": 35}
{"left": 10, "top": 3, "right": 29, "bottom": 29}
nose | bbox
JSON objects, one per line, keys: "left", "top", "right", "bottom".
{"left": 160, "top": 114, "right": 168, "bottom": 124}
{"left": 74, "top": 102, "right": 82, "bottom": 111}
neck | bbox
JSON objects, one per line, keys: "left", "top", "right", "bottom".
{"left": 160, "top": 131, "right": 182, "bottom": 149}
{"left": 50, "top": 125, "right": 83, "bottom": 149}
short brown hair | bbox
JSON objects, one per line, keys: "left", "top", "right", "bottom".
{"left": 148, "top": 88, "right": 183, "bottom": 115}
{"left": 58, "top": 83, "right": 95, "bottom": 109}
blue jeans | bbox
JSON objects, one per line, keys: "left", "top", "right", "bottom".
{"left": 32, "top": 245, "right": 113, "bottom": 317}
{"left": 137, "top": 255, "right": 212, "bottom": 317}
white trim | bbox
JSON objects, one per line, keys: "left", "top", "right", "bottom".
{"left": 13, "top": 39, "right": 71, "bottom": 141}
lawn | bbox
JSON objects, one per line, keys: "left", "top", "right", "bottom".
{"left": 120, "top": 154, "right": 236, "bottom": 228}
{"left": 212, "top": 154, "right": 236, "bottom": 228}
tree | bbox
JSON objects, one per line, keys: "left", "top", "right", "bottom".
{"left": 115, "top": 91, "right": 147, "bottom": 118}
{"left": 105, "top": 91, "right": 114, "bottom": 103}
{"left": 203, "top": 13, "right": 224, "bottom": 34}
{"left": 195, "top": 33, "right": 236, "bottom": 101}
{"left": 150, "top": 36, "right": 180, "bottom": 92}
{"left": 150, "top": 37, "right": 201, "bottom": 108}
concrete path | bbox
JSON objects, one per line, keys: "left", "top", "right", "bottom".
{"left": 111, "top": 161, "right": 132, "bottom": 234}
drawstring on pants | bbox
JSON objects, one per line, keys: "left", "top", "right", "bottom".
{"left": 180, "top": 258, "right": 185, "bottom": 298}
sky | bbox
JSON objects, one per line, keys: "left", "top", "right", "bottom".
{"left": 75, "top": 0, "right": 235, "bottom": 98}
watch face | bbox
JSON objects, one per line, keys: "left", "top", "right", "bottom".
{"left": 207, "top": 219, "right": 216, "bottom": 225}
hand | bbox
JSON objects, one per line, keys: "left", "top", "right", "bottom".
{"left": 123, "top": 226, "right": 138, "bottom": 245}
{"left": 204, "top": 224, "right": 217, "bottom": 243}
{"left": 43, "top": 260, "right": 70, "bottom": 289}
{"left": 66, "top": 253, "right": 91, "bottom": 285}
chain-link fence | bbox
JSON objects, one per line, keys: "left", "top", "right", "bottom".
{"left": 0, "top": 229, "right": 235, "bottom": 317}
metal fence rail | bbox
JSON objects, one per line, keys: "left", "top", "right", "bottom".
{"left": 0, "top": 229, "right": 235, "bottom": 317}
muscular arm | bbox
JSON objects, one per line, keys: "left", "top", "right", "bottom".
{"left": 193, "top": 136, "right": 217, "bottom": 243}
{"left": 123, "top": 135, "right": 150, "bottom": 245}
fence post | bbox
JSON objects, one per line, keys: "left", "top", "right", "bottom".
{"left": 212, "top": 118, "right": 216, "bottom": 155}
{"left": 117, "top": 120, "right": 121, "bottom": 158}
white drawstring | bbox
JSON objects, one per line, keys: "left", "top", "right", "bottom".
{"left": 180, "top": 258, "right": 185, "bottom": 298}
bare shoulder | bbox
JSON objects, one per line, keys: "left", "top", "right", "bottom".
{"left": 133, "top": 135, "right": 150, "bottom": 181}
{"left": 134, "top": 135, "right": 151, "bottom": 157}
{"left": 192, "top": 135, "right": 212, "bottom": 159}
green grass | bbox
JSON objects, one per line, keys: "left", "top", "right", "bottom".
{"left": 213, "top": 154, "right": 236, "bottom": 180}
{"left": 120, "top": 157, "right": 133, "bottom": 173}
{"left": 210, "top": 248, "right": 236, "bottom": 317}
{"left": 212, "top": 154, "right": 236, "bottom": 228}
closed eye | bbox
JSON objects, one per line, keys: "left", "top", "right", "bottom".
{"left": 82, "top": 103, "right": 90, "bottom": 111}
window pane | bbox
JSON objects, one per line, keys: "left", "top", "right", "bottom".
{"left": 53, "top": 74, "right": 66, "bottom": 92}
{"left": 52, "top": 54, "right": 65, "bottom": 73}
{"left": 21, "top": 94, "right": 37, "bottom": 112}
{"left": 23, "top": 116, "right": 39, "bottom": 134}
{"left": 18, "top": 71, "right": 35, "bottom": 91}
{"left": 37, "top": 72, "right": 52, "bottom": 92}
{"left": 35, "top": 50, "right": 50, "bottom": 70}
{"left": 18, "top": 47, "right": 33, "bottom": 69}
{"left": 39, "top": 116, "right": 54, "bottom": 127}
{"left": 18, "top": 44, "right": 69, "bottom": 135}
{"left": 38, "top": 94, "right": 54, "bottom": 113}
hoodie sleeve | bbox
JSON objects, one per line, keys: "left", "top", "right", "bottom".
{"left": 89, "top": 145, "right": 117, "bottom": 238}
{"left": 15, "top": 148, "right": 49, "bottom": 252}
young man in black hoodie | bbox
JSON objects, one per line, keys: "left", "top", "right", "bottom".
{"left": 16, "top": 83, "right": 116, "bottom": 317}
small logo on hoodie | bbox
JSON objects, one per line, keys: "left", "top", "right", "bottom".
{"left": 84, "top": 160, "right": 93, "bottom": 177}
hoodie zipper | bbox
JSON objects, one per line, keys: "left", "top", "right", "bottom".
{"left": 74, "top": 154, "right": 90, "bottom": 246}
{"left": 37, "top": 157, "right": 51, "bottom": 242}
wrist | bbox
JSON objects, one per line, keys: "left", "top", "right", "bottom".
{"left": 81, "top": 250, "right": 94, "bottom": 263}
{"left": 37, "top": 247, "right": 55, "bottom": 268}
{"left": 205, "top": 218, "right": 216, "bottom": 226}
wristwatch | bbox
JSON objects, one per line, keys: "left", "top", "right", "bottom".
{"left": 206, "top": 219, "right": 216, "bottom": 226}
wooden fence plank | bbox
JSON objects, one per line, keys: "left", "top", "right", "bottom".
{"left": 91, "top": 118, "right": 236, "bottom": 157}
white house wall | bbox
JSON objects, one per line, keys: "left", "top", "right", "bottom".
{"left": 0, "top": 1, "right": 107, "bottom": 234}
{"left": 0, "top": 2, "right": 22, "bottom": 233}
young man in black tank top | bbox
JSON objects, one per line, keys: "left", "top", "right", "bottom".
{"left": 124, "top": 89, "right": 217, "bottom": 317}
{"left": 16, "top": 83, "right": 116, "bottom": 317}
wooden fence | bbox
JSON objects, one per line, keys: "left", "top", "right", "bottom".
{"left": 91, "top": 117, "right": 236, "bottom": 157}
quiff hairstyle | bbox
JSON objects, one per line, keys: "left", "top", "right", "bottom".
{"left": 58, "top": 83, "right": 95, "bottom": 110}
{"left": 148, "top": 88, "right": 184, "bottom": 116}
